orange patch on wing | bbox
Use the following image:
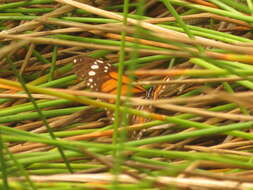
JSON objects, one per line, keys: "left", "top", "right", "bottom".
{"left": 132, "top": 85, "right": 145, "bottom": 93}
{"left": 101, "top": 79, "right": 117, "bottom": 93}
{"left": 109, "top": 71, "right": 129, "bottom": 83}
{"left": 109, "top": 71, "right": 145, "bottom": 94}
{"left": 109, "top": 84, "right": 144, "bottom": 96}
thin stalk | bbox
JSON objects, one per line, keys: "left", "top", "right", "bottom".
{"left": 2, "top": 8, "right": 54, "bottom": 13}
{"left": 0, "top": 0, "right": 53, "bottom": 10}
{"left": 170, "top": 0, "right": 253, "bottom": 23}
{"left": 112, "top": 0, "right": 130, "bottom": 188}
{"left": 247, "top": 0, "right": 253, "bottom": 15}
{"left": 8, "top": 58, "right": 73, "bottom": 173}
{"left": 0, "top": 106, "right": 86, "bottom": 123}
{"left": 207, "top": 0, "right": 243, "bottom": 14}
{"left": 4, "top": 144, "right": 37, "bottom": 190}
{"left": 1, "top": 78, "right": 253, "bottom": 141}
{"left": 0, "top": 99, "right": 71, "bottom": 117}
{"left": 161, "top": 0, "right": 204, "bottom": 54}
{"left": 127, "top": 121, "right": 253, "bottom": 147}
{"left": 0, "top": 129, "right": 9, "bottom": 190}
{"left": 48, "top": 45, "right": 58, "bottom": 81}
{"left": 2, "top": 123, "right": 253, "bottom": 169}
{"left": 32, "top": 49, "right": 50, "bottom": 64}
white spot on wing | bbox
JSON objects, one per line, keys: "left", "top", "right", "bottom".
{"left": 73, "top": 59, "right": 77, "bottom": 63}
{"left": 97, "top": 60, "right": 103, "bottom": 63}
{"left": 88, "top": 71, "right": 96, "bottom": 76}
{"left": 91, "top": 64, "right": 99, "bottom": 69}
{"left": 89, "top": 78, "right": 93, "bottom": 82}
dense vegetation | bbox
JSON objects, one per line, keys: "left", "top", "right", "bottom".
{"left": 1, "top": 0, "right": 253, "bottom": 189}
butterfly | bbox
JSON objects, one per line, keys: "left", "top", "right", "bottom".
{"left": 73, "top": 56, "right": 145, "bottom": 96}
{"left": 73, "top": 56, "right": 168, "bottom": 138}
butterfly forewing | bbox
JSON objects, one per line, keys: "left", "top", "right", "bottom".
{"left": 73, "top": 56, "right": 145, "bottom": 95}
{"left": 73, "top": 56, "right": 113, "bottom": 92}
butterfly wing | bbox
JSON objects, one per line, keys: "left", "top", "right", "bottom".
{"left": 108, "top": 71, "right": 145, "bottom": 95}
{"left": 73, "top": 56, "right": 113, "bottom": 92}
{"left": 73, "top": 56, "right": 145, "bottom": 95}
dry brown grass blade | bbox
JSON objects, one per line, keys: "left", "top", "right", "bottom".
{"left": 147, "top": 13, "right": 251, "bottom": 28}
{"left": 13, "top": 173, "right": 253, "bottom": 189}
{"left": 155, "top": 103, "right": 253, "bottom": 121}
{"left": 134, "top": 76, "right": 253, "bottom": 85}
{"left": 55, "top": 0, "right": 253, "bottom": 54}
{"left": 2, "top": 1, "right": 253, "bottom": 190}
{"left": 0, "top": 34, "right": 191, "bottom": 57}
{"left": 0, "top": 5, "right": 73, "bottom": 35}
